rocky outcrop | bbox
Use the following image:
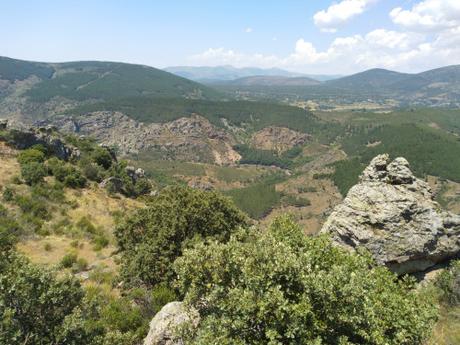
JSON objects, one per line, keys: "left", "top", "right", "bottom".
{"left": 40, "top": 112, "right": 240, "bottom": 164}
{"left": 143, "top": 302, "right": 199, "bottom": 345}
{"left": 251, "top": 126, "right": 309, "bottom": 152}
{"left": 2, "top": 121, "right": 79, "bottom": 160}
{"left": 321, "top": 154, "right": 460, "bottom": 275}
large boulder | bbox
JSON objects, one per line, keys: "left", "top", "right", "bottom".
{"left": 143, "top": 302, "right": 199, "bottom": 345}
{"left": 321, "top": 154, "right": 460, "bottom": 275}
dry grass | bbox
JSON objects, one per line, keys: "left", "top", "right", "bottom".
{"left": 65, "top": 186, "right": 143, "bottom": 237}
{"left": 17, "top": 235, "right": 117, "bottom": 270}
{"left": 428, "top": 306, "right": 460, "bottom": 345}
{"left": 0, "top": 142, "right": 20, "bottom": 188}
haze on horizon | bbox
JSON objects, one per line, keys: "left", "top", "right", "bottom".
{"left": 1, "top": 0, "right": 459, "bottom": 75}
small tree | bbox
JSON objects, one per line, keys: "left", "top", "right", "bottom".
{"left": 175, "top": 216, "right": 439, "bottom": 345}
{"left": 17, "top": 148, "right": 45, "bottom": 165}
{"left": 21, "top": 161, "right": 47, "bottom": 185}
{"left": 115, "top": 185, "right": 247, "bottom": 288}
{"left": 0, "top": 256, "right": 90, "bottom": 344}
{"left": 92, "top": 147, "right": 113, "bottom": 169}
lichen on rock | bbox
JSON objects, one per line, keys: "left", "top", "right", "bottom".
{"left": 321, "top": 154, "right": 460, "bottom": 275}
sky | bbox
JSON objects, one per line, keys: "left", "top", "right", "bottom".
{"left": 1, "top": 0, "right": 459, "bottom": 74}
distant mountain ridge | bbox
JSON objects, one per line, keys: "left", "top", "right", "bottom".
{"left": 164, "top": 65, "right": 342, "bottom": 82}
{"left": 215, "top": 75, "right": 321, "bottom": 86}
{"left": 326, "top": 66, "right": 460, "bottom": 93}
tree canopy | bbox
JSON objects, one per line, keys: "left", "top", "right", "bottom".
{"left": 115, "top": 185, "right": 247, "bottom": 288}
{"left": 174, "top": 216, "right": 438, "bottom": 345}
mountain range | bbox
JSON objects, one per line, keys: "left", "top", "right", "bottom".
{"left": 164, "top": 65, "right": 342, "bottom": 82}
{"left": 1, "top": 56, "right": 460, "bottom": 125}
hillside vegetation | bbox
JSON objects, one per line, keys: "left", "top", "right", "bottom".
{"left": 25, "top": 61, "right": 221, "bottom": 102}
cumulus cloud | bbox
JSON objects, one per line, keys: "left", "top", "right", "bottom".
{"left": 188, "top": 26, "right": 459, "bottom": 74}
{"left": 314, "top": 0, "right": 377, "bottom": 32}
{"left": 245, "top": 27, "right": 253, "bottom": 33}
{"left": 390, "top": 0, "right": 460, "bottom": 32}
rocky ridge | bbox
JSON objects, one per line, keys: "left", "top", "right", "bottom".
{"left": 38, "top": 112, "right": 240, "bottom": 164}
{"left": 321, "top": 154, "right": 460, "bottom": 274}
{"left": 0, "top": 120, "right": 80, "bottom": 160}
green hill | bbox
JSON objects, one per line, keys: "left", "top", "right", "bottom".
{"left": 0, "top": 56, "right": 54, "bottom": 81}
{"left": 25, "top": 61, "right": 221, "bottom": 102}
{"left": 0, "top": 56, "right": 221, "bottom": 103}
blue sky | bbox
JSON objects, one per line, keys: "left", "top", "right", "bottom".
{"left": 1, "top": 1, "right": 459, "bottom": 74}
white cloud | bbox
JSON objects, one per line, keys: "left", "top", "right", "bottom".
{"left": 314, "top": 0, "right": 377, "bottom": 32}
{"left": 245, "top": 27, "right": 253, "bottom": 33}
{"left": 365, "top": 29, "right": 422, "bottom": 50}
{"left": 188, "top": 25, "right": 459, "bottom": 74}
{"left": 390, "top": 0, "right": 460, "bottom": 32}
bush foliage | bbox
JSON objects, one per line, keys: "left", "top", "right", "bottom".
{"left": 175, "top": 216, "right": 439, "bottom": 345}
{"left": 115, "top": 185, "right": 247, "bottom": 288}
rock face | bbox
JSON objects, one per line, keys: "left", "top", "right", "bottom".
{"left": 321, "top": 154, "right": 460, "bottom": 274}
{"left": 3, "top": 122, "right": 79, "bottom": 160}
{"left": 143, "top": 302, "right": 199, "bottom": 345}
{"left": 39, "top": 112, "right": 240, "bottom": 165}
{"left": 251, "top": 126, "right": 309, "bottom": 152}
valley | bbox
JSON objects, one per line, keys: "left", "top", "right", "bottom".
{"left": 1, "top": 55, "right": 460, "bottom": 345}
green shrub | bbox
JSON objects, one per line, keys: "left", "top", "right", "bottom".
{"left": 21, "top": 161, "right": 47, "bottom": 185}
{"left": 92, "top": 147, "right": 113, "bottom": 169}
{"left": 435, "top": 260, "right": 460, "bottom": 306}
{"left": 115, "top": 185, "right": 247, "bottom": 288}
{"left": 0, "top": 207, "right": 21, "bottom": 268}
{"left": 63, "top": 170, "right": 86, "bottom": 188}
{"left": 47, "top": 157, "right": 87, "bottom": 188}
{"left": 150, "top": 284, "right": 177, "bottom": 315}
{"left": 80, "top": 161, "right": 105, "bottom": 182}
{"left": 133, "top": 178, "right": 152, "bottom": 196}
{"left": 76, "top": 216, "right": 97, "bottom": 234}
{"left": 14, "top": 194, "right": 50, "bottom": 220}
{"left": 31, "top": 181, "right": 65, "bottom": 203}
{"left": 175, "top": 215, "right": 439, "bottom": 345}
{"left": 61, "top": 252, "right": 78, "bottom": 269}
{"left": 0, "top": 256, "right": 91, "bottom": 344}
{"left": 2, "top": 186, "right": 14, "bottom": 201}
{"left": 10, "top": 175, "right": 22, "bottom": 184}
{"left": 72, "top": 258, "right": 89, "bottom": 273}
{"left": 70, "top": 240, "right": 80, "bottom": 248}
{"left": 100, "top": 297, "right": 145, "bottom": 334}
{"left": 17, "top": 148, "right": 45, "bottom": 165}
{"left": 89, "top": 266, "right": 115, "bottom": 285}
{"left": 93, "top": 235, "right": 109, "bottom": 251}
{"left": 44, "top": 243, "right": 52, "bottom": 251}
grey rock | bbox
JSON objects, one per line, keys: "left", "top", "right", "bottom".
{"left": 99, "top": 177, "right": 124, "bottom": 193}
{"left": 143, "top": 301, "right": 199, "bottom": 345}
{"left": 5, "top": 127, "right": 79, "bottom": 160}
{"left": 0, "top": 119, "right": 8, "bottom": 129}
{"left": 135, "top": 167, "right": 145, "bottom": 179}
{"left": 38, "top": 112, "right": 240, "bottom": 164}
{"left": 321, "top": 154, "right": 460, "bottom": 274}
